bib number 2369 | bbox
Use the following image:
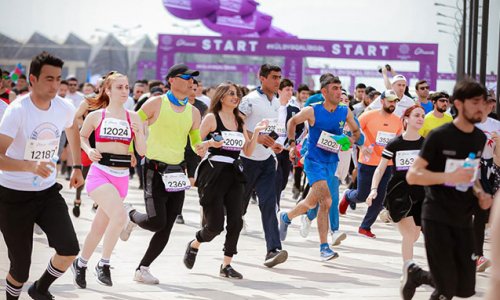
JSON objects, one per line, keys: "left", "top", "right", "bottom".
{"left": 162, "top": 172, "right": 191, "bottom": 192}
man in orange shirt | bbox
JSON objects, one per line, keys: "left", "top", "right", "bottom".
{"left": 340, "top": 90, "right": 403, "bottom": 238}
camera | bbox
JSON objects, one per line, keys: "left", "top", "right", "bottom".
{"left": 378, "top": 64, "right": 392, "bottom": 73}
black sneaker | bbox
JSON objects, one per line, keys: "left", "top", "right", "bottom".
{"left": 264, "top": 249, "right": 288, "bottom": 268}
{"left": 401, "top": 261, "right": 423, "bottom": 300}
{"left": 72, "top": 201, "right": 81, "bottom": 218}
{"left": 91, "top": 203, "right": 98, "bottom": 213}
{"left": 95, "top": 264, "right": 112, "bottom": 286}
{"left": 220, "top": 264, "right": 243, "bottom": 279}
{"left": 71, "top": 259, "right": 87, "bottom": 289}
{"left": 175, "top": 215, "right": 185, "bottom": 224}
{"left": 183, "top": 240, "right": 198, "bottom": 269}
{"left": 27, "top": 281, "right": 54, "bottom": 300}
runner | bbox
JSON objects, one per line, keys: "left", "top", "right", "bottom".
{"left": 71, "top": 72, "right": 146, "bottom": 288}
{"left": 365, "top": 105, "right": 431, "bottom": 275}
{"left": 419, "top": 91, "right": 453, "bottom": 137}
{"left": 120, "top": 64, "right": 205, "bottom": 284}
{"left": 405, "top": 79, "right": 493, "bottom": 300}
{"left": 340, "top": 90, "right": 403, "bottom": 238}
{"left": 183, "top": 82, "right": 267, "bottom": 279}
{"left": 279, "top": 75, "right": 360, "bottom": 260}
{"left": 0, "top": 51, "right": 84, "bottom": 300}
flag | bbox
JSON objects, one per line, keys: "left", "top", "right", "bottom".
{"left": 10, "top": 63, "right": 23, "bottom": 83}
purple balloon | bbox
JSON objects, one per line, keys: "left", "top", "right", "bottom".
{"left": 217, "top": 0, "right": 258, "bottom": 17}
{"left": 163, "top": 0, "right": 219, "bottom": 20}
{"left": 202, "top": 10, "right": 271, "bottom": 35}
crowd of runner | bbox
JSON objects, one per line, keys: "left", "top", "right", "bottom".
{"left": 0, "top": 51, "right": 499, "bottom": 300}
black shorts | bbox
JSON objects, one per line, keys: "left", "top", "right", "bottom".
{"left": 0, "top": 183, "right": 80, "bottom": 283}
{"left": 407, "top": 199, "right": 422, "bottom": 227}
{"left": 422, "top": 219, "right": 476, "bottom": 299}
{"left": 184, "top": 147, "right": 201, "bottom": 178}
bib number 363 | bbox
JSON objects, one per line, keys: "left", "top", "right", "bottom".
{"left": 162, "top": 172, "right": 191, "bottom": 192}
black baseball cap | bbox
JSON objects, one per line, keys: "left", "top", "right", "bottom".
{"left": 165, "top": 64, "right": 199, "bottom": 81}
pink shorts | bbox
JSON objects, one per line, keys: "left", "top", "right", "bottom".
{"left": 86, "top": 163, "right": 129, "bottom": 198}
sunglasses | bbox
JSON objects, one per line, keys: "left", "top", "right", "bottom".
{"left": 68, "top": 83, "right": 78, "bottom": 86}
{"left": 419, "top": 86, "right": 430, "bottom": 90}
{"left": 176, "top": 74, "right": 194, "bottom": 80}
{"left": 3, "top": 76, "right": 10, "bottom": 80}
{"left": 437, "top": 98, "right": 449, "bottom": 103}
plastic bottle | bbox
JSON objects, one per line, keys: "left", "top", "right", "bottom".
{"left": 456, "top": 152, "right": 476, "bottom": 192}
{"left": 363, "top": 144, "right": 375, "bottom": 163}
{"left": 33, "top": 155, "right": 59, "bottom": 187}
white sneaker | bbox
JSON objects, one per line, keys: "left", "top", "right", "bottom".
{"left": 34, "top": 224, "right": 44, "bottom": 235}
{"left": 134, "top": 266, "right": 159, "bottom": 284}
{"left": 378, "top": 209, "right": 392, "bottom": 223}
{"left": 120, "top": 203, "right": 137, "bottom": 241}
{"left": 300, "top": 215, "right": 312, "bottom": 238}
{"left": 331, "top": 231, "right": 347, "bottom": 246}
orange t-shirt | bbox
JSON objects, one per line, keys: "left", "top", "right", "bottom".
{"left": 358, "top": 109, "right": 403, "bottom": 166}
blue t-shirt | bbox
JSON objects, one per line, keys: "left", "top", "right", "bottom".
{"left": 304, "top": 93, "right": 324, "bottom": 107}
{"left": 307, "top": 104, "right": 348, "bottom": 163}
{"left": 420, "top": 100, "right": 433, "bottom": 114}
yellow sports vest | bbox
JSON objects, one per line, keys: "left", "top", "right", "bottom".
{"left": 146, "top": 95, "right": 192, "bottom": 164}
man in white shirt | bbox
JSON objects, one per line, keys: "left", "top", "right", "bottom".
{"left": 0, "top": 51, "right": 84, "bottom": 300}
{"left": 239, "top": 64, "right": 288, "bottom": 268}
{"left": 65, "top": 76, "right": 84, "bottom": 109}
{"left": 195, "top": 79, "right": 211, "bottom": 107}
{"left": 367, "top": 74, "right": 415, "bottom": 117}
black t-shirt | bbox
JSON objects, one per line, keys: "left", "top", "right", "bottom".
{"left": 286, "top": 105, "right": 304, "bottom": 143}
{"left": 208, "top": 113, "right": 244, "bottom": 160}
{"left": 420, "top": 123, "right": 486, "bottom": 228}
{"left": 382, "top": 135, "right": 425, "bottom": 198}
{"left": 185, "top": 100, "right": 209, "bottom": 151}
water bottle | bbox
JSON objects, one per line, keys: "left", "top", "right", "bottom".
{"left": 456, "top": 152, "right": 476, "bottom": 192}
{"left": 363, "top": 143, "right": 375, "bottom": 163}
{"left": 33, "top": 155, "right": 59, "bottom": 187}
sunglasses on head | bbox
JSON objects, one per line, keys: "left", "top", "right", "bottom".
{"left": 176, "top": 74, "right": 193, "bottom": 80}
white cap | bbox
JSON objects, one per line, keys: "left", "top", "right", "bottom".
{"left": 390, "top": 74, "right": 407, "bottom": 85}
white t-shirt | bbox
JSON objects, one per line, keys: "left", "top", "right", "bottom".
{"left": 66, "top": 91, "right": 85, "bottom": 109}
{"left": 0, "top": 94, "right": 76, "bottom": 191}
{"left": 0, "top": 100, "right": 7, "bottom": 121}
{"left": 368, "top": 94, "right": 415, "bottom": 117}
{"left": 197, "top": 95, "right": 211, "bottom": 108}
{"left": 476, "top": 117, "right": 500, "bottom": 160}
{"left": 239, "top": 89, "right": 281, "bottom": 161}
{"left": 124, "top": 96, "right": 136, "bottom": 110}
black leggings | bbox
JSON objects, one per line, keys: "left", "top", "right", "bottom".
{"left": 473, "top": 201, "right": 489, "bottom": 257}
{"left": 275, "top": 150, "right": 291, "bottom": 208}
{"left": 130, "top": 167, "right": 184, "bottom": 267}
{"left": 293, "top": 166, "right": 303, "bottom": 191}
{"left": 75, "top": 166, "right": 90, "bottom": 200}
{"left": 196, "top": 164, "right": 243, "bottom": 257}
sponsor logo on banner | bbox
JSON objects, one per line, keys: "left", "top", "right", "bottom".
{"left": 414, "top": 47, "right": 436, "bottom": 56}
{"left": 176, "top": 39, "right": 197, "bottom": 47}
{"left": 399, "top": 44, "right": 410, "bottom": 55}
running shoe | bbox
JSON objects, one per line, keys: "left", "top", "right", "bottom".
{"left": 134, "top": 266, "right": 159, "bottom": 284}
{"left": 379, "top": 209, "right": 393, "bottom": 223}
{"left": 264, "top": 249, "right": 288, "bottom": 268}
{"left": 401, "top": 261, "right": 420, "bottom": 300}
{"left": 331, "top": 231, "right": 347, "bottom": 246}
{"left": 27, "top": 281, "right": 54, "bottom": 300}
{"left": 183, "top": 240, "right": 198, "bottom": 269}
{"left": 292, "top": 186, "right": 300, "bottom": 200}
{"left": 476, "top": 256, "right": 491, "bottom": 272}
{"left": 300, "top": 214, "right": 312, "bottom": 238}
{"left": 95, "top": 264, "right": 112, "bottom": 286}
{"left": 320, "top": 247, "right": 339, "bottom": 261}
{"left": 72, "top": 200, "right": 81, "bottom": 218}
{"left": 358, "top": 228, "right": 376, "bottom": 239}
{"left": 71, "top": 259, "right": 87, "bottom": 289}
{"left": 91, "top": 203, "right": 98, "bottom": 213}
{"left": 278, "top": 211, "right": 290, "bottom": 241}
{"left": 339, "top": 190, "right": 349, "bottom": 215}
{"left": 120, "top": 203, "right": 137, "bottom": 241}
{"left": 219, "top": 264, "right": 243, "bottom": 279}
{"left": 175, "top": 214, "right": 185, "bottom": 224}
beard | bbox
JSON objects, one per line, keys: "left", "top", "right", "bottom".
{"left": 383, "top": 105, "right": 395, "bottom": 113}
{"left": 463, "top": 111, "right": 483, "bottom": 124}
{"left": 436, "top": 106, "right": 447, "bottom": 113}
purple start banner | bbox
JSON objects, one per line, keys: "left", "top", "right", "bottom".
{"left": 156, "top": 34, "right": 439, "bottom": 89}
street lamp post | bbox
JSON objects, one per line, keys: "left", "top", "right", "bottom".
{"left": 479, "top": 0, "right": 489, "bottom": 85}
{"left": 471, "top": 0, "right": 479, "bottom": 79}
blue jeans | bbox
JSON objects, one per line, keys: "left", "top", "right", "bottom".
{"left": 345, "top": 163, "right": 392, "bottom": 230}
{"left": 306, "top": 176, "right": 340, "bottom": 232}
{"left": 241, "top": 156, "right": 281, "bottom": 253}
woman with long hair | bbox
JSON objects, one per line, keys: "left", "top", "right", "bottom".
{"left": 71, "top": 72, "right": 146, "bottom": 288}
{"left": 365, "top": 105, "right": 434, "bottom": 296}
{"left": 182, "top": 82, "right": 266, "bottom": 279}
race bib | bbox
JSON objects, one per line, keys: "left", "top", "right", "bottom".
{"left": 260, "top": 118, "right": 286, "bottom": 137}
{"left": 395, "top": 150, "right": 419, "bottom": 171}
{"left": 221, "top": 131, "right": 245, "bottom": 151}
{"left": 375, "top": 131, "right": 396, "bottom": 146}
{"left": 316, "top": 131, "right": 341, "bottom": 153}
{"left": 99, "top": 118, "right": 131, "bottom": 140}
{"left": 443, "top": 158, "right": 480, "bottom": 187}
{"left": 162, "top": 172, "right": 191, "bottom": 192}
{"left": 24, "top": 138, "right": 59, "bottom": 161}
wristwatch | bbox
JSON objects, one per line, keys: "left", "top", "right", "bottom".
{"left": 72, "top": 165, "right": 83, "bottom": 170}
